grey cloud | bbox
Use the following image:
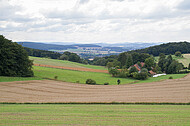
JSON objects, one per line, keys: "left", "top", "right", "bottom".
{"left": 0, "top": 0, "right": 34, "bottom": 22}
{"left": 44, "top": 9, "right": 87, "bottom": 19}
{"left": 79, "top": 0, "right": 90, "bottom": 4}
{"left": 178, "top": 0, "right": 190, "bottom": 10}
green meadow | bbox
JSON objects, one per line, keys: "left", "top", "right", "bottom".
{"left": 1, "top": 104, "right": 190, "bottom": 126}
{"left": 0, "top": 65, "right": 187, "bottom": 84}
{"left": 29, "top": 56, "right": 107, "bottom": 70}
{"left": 33, "top": 66, "right": 136, "bottom": 84}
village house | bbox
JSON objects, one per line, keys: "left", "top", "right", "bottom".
{"left": 130, "top": 62, "right": 156, "bottom": 75}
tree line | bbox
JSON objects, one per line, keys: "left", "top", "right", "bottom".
{"left": 128, "top": 42, "right": 190, "bottom": 56}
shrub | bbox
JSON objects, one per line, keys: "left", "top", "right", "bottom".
{"left": 76, "top": 81, "right": 80, "bottom": 83}
{"left": 169, "top": 76, "right": 173, "bottom": 79}
{"left": 104, "top": 82, "right": 109, "bottom": 85}
{"left": 54, "top": 76, "right": 58, "bottom": 80}
{"left": 129, "top": 66, "right": 138, "bottom": 74}
{"left": 118, "top": 69, "right": 128, "bottom": 78}
{"left": 86, "top": 79, "right": 96, "bottom": 85}
{"left": 134, "top": 72, "right": 148, "bottom": 80}
{"left": 108, "top": 67, "right": 120, "bottom": 77}
{"left": 175, "top": 51, "right": 182, "bottom": 57}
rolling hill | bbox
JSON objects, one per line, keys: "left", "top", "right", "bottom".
{"left": 129, "top": 41, "right": 190, "bottom": 56}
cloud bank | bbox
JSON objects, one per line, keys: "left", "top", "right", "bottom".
{"left": 0, "top": 0, "right": 189, "bottom": 43}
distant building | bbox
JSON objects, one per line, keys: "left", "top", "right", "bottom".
{"left": 129, "top": 62, "right": 156, "bottom": 75}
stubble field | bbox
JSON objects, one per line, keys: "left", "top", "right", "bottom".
{"left": 0, "top": 74, "right": 190, "bottom": 103}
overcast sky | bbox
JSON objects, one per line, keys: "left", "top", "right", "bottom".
{"left": 0, "top": 0, "right": 190, "bottom": 43}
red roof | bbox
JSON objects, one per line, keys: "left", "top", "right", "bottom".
{"left": 140, "top": 62, "right": 145, "bottom": 67}
{"left": 149, "top": 70, "right": 156, "bottom": 75}
{"left": 134, "top": 64, "right": 141, "bottom": 71}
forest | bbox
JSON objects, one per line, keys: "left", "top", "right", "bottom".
{"left": 128, "top": 42, "right": 190, "bottom": 56}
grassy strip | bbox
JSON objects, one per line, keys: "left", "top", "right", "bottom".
{"left": 0, "top": 102, "right": 190, "bottom": 105}
{"left": 0, "top": 76, "right": 43, "bottom": 82}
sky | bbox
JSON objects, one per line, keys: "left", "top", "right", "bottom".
{"left": 0, "top": 0, "right": 190, "bottom": 44}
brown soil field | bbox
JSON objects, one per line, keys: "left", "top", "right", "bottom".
{"left": 0, "top": 74, "right": 190, "bottom": 103}
{"left": 34, "top": 64, "right": 108, "bottom": 73}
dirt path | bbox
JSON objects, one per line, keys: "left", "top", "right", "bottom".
{"left": 0, "top": 74, "right": 190, "bottom": 103}
{"left": 34, "top": 64, "right": 108, "bottom": 73}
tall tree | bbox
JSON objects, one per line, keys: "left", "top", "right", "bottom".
{"left": 118, "top": 52, "right": 127, "bottom": 67}
{"left": 0, "top": 35, "right": 34, "bottom": 77}
{"left": 126, "top": 54, "right": 133, "bottom": 68}
{"left": 144, "top": 56, "right": 155, "bottom": 70}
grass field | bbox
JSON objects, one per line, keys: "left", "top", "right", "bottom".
{"left": 33, "top": 66, "right": 187, "bottom": 85}
{"left": 1, "top": 104, "right": 190, "bottom": 126}
{"left": 30, "top": 56, "right": 107, "bottom": 70}
{"left": 33, "top": 66, "right": 136, "bottom": 84}
{"left": 0, "top": 66, "right": 187, "bottom": 84}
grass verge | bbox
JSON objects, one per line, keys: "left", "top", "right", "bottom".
{"left": 0, "top": 76, "right": 43, "bottom": 82}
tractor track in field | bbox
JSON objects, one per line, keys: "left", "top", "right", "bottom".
{"left": 0, "top": 74, "right": 190, "bottom": 103}
{"left": 33, "top": 64, "right": 108, "bottom": 73}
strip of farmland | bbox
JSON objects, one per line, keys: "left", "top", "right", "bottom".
{"left": 33, "top": 64, "right": 108, "bottom": 73}
{"left": 0, "top": 74, "right": 190, "bottom": 103}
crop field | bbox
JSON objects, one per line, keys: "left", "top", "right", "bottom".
{"left": 30, "top": 56, "right": 107, "bottom": 70}
{"left": 0, "top": 73, "right": 190, "bottom": 103}
{"left": 1, "top": 104, "right": 190, "bottom": 126}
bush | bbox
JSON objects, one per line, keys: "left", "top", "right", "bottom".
{"left": 54, "top": 76, "right": 58, "bottom": 80}
{"left": 118, "top": 69, "right": 129, "bottom": 78}
{"left": 134, "top": 72, "right": 148, "bottom": 80}
{"left": 169, "top": 76, "right": 173, "bottom": 79}
{"left": 86, "top": 79, "right": 96, "bottom": 85}
{"left": 104, "top": 82, "right": 109, "bottom": 85}
{"left": 108, "top": 67, "right": 120, "bottom": 77}
{"left": 76, "top": 81, "right": 80, "bottom": 83}
{"left": 129, "top": 66, "right": 138, "bottom": 74}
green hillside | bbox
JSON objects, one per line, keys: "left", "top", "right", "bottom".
{"left": 129, "top": 42, "right": 190, "bottom": 56}
{"left": 30, "top": 56, "right": 107, "bottom": 70}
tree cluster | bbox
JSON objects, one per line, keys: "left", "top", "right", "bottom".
{"left": 108, "top": 67, "right": 149, "bottom": 80}
{"left": 158, "top": 53, "right": 183, "bottom": 74}
{"left": 0, "top": 35, "right": 34, "bottom": 77}
{"left": 91, "top": 52, "right": 150, "bottom": 68}
{"left": 59, "top": 51, "right": 88, "bottom": 64}
{"left": 24, "top": 47, "right": 61, "bottom": 59}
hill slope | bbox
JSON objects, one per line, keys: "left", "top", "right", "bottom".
{"left": 129, "top": 42, "right": 190, "bottom": 56}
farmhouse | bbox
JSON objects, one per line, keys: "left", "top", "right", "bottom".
{"left": 130, "top": 62, "right": 156, "bottom": 75}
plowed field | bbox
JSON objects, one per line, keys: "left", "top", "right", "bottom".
{"left": 34, "top": 64, "right": 108, "bottom": 73}
{"left": 0, "top": 74, "right": 190, "bottom": 103}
